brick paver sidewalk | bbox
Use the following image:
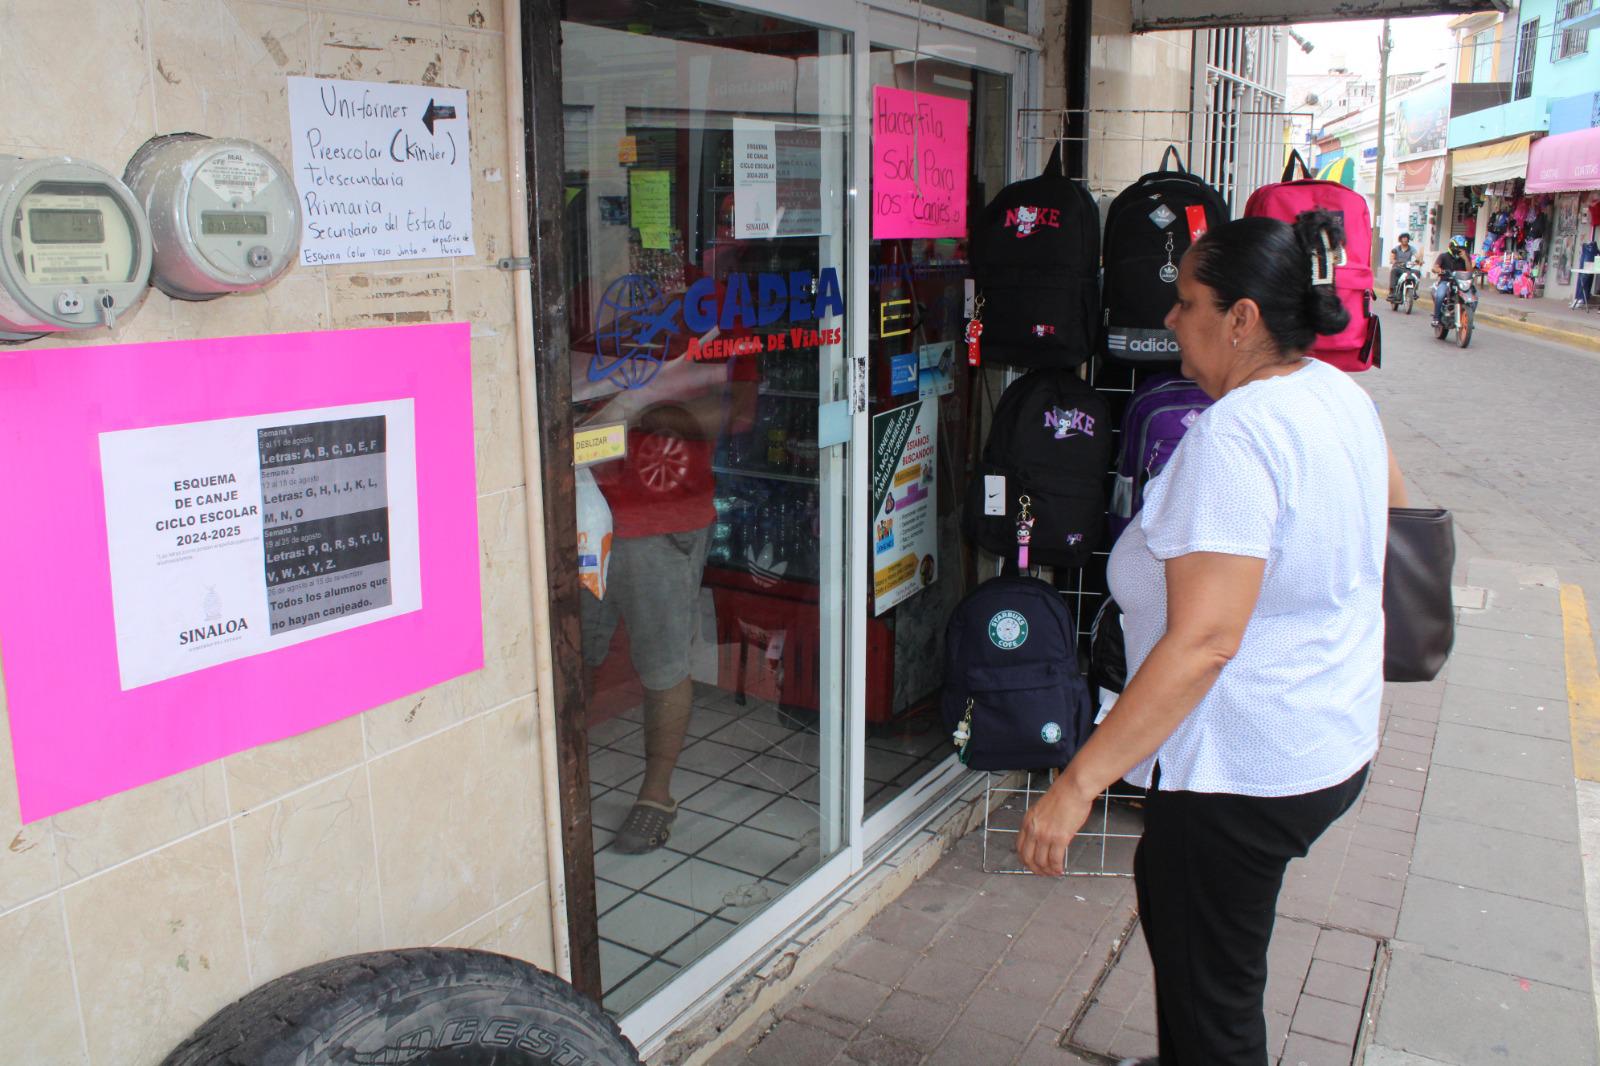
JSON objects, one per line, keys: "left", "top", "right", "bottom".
{"left": 716, "top": 684, "right": 1440, "bottom": 1066}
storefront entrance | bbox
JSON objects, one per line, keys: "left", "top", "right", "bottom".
{"left": 550, "top": 0, "right": 1033, "bottom": 1044}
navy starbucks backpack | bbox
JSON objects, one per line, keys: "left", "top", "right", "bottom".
{"left": 964, "top": 369, "right": 1113, "bottom": 569}
{"left": 971, "top": 144, "right": 1101, "bottom": 369}
{"left": 942, "top": 576, "right": 1093, "bottom": 771}
{"left": 1101, "top": 146, "right": 1229, "bottom": 364}
{"left": 1108, "top": 374, "right": 1212, "bottom": 539}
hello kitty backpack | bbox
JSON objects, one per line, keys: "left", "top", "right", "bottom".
{"left": 1244, "top": 151, "right": 1381, "bottom": 372}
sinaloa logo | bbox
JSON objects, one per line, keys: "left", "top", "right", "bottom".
{"left": 988, "top": 609, "right": 1028, "bottom": 650}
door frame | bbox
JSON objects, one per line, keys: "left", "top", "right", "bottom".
{"left": 532, "top": 0, "right": 1042, "bottom": 1046}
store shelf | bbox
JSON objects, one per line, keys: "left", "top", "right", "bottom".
{"left": 712, "top": 464, "right": 817, "bottom": 485}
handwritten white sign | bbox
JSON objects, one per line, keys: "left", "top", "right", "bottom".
{"left": 287, "top": 77, "right": 475, "bottom": 265}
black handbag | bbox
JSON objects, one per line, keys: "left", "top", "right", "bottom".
{"left": 1384, "top": 507, "right": 1456, "bottom": 683}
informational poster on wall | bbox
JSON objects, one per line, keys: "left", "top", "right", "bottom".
{"left": 99, "top": 400, "right": 422, "bottom": 690}
{"left": 871, "top": 86, "right": 970, "bottom": 240}
{"left": 286, "top": 76, "right": 475, "bottom": 264}
{"left": 871, "top": 400, "right": 938, "bottom": 616}
{"left": 0, "top": 323, "right": 482, "bottom": 821}
{"left": 733, "top": 118, "right": 828, "bottom": 239}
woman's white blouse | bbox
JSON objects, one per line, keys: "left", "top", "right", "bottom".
{"left": 1107, "top": 359, "right": 1388, "bottom": 797}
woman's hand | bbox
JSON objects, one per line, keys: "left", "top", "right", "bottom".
{"left": 1016, "top": 775, "right": 1098, "bottom": 877}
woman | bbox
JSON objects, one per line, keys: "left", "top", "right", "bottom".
{"left": 1016, "top": 210, "right": 1402, "bottom": 1066}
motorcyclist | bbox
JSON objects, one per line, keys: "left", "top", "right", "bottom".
{"left": 1432, "top": 235, "right": 1470, "bottom": 326}
{"left": 1388, "top": 233, "right": 1418, "bottom": 297}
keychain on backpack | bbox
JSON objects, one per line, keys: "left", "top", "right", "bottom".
{"left": 1159, "top": 232, "right": 1178, "bottom": 284}
{"left": 1016, "top": 494, "right": 1035, "bottom": 570}
{"left": 965, "top": 295, "right": 985, "bottom": 367}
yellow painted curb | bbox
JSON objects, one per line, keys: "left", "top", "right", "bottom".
{"left": 1560, "top": 584, "right": 1600, "bottom": 782}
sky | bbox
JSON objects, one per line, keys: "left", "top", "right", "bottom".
{"left": 1286, "top": 14, "right": 1460, "bottom": 83}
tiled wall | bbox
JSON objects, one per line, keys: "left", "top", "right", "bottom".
{"left": 0, "top": 3, "right": 554, "bottom": 1063}
{"left": 1084, "top": 0, "right": 1195, "bottom": 198}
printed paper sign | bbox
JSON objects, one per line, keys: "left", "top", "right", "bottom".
{"left": 629, "top": 169, "right": 672, "bottom": 250}
{"left": 99, "top": 400, "right": 421, "bottom": 690}
{"left": 871, "top": 400, "right": 938, "bottom": 615}
{"left": 573, "top": 422, "right": 627, "bottom": 467}
{"left": 287, "top": 76, "right": 474, "bottom": 265}
{"left": 734, "top": 118, "right": 779, "bottom": 239}
{"left": 872, "top": 86, "right": 970, "bottom": 240}
{"left": 0, "top": 324, "right": 481, "bottom": 821}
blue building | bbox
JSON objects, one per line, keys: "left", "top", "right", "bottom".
{"left": 1447, "top": 1, "right": 1600, "bottom": 304}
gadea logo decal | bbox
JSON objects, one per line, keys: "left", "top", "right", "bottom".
{"left": 988, "top": 609, "right": 1028, "bottom": 650}
{"left": 1040, "top": 722, "right": 1063, "bottom": 744}
{"left": 1043, "top": 406, "right": 1096, "bottom": 439}
{"left": 590, "top": 269, "right": 845, "bottom": 391}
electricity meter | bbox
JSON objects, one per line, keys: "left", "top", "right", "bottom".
{"left": 123, "top": 134, "right": 300, "bottom": 301}
{"left": 0, "top": 155, "right": 153, "bottom": 341}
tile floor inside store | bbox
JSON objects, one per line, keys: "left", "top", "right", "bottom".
{"left": 589, "top": 683, "right": 950, "bottom": 1013}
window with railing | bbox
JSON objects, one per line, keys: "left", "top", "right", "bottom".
{"left": 1555, "top": 1, "right": 1592, "bottom": 61}
{"left": 1513, "top": 17, "right": 1539, "bottom": 98}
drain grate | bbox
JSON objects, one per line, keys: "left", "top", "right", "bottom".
{"left": 1060, "top": 914, "right": 1384, "bottom": 1065}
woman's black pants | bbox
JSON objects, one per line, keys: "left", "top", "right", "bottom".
{"left": 1132, "top": 765, "right": 1368, "bottom": 1066}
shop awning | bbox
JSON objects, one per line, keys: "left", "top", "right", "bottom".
{"left": 1132, "top": 0, "right": 1502, "bottom": 31}
{"left": 1450, "top": 135, "right": 1532, "bottom": 187}
{"left": 1526, "top": 127, "right": 1600, "bottom": 193}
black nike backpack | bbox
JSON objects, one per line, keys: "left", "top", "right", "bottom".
{"left": 941, "top": 575, "right": 1093, "bottom": 771}
{"left": 1101, "top": 146, "right": 1230, "bottom": 364}
{"left": 970, "top": 144, "right": 1100, "bottom": 369}
{"left": 963, "top": 369, "right": 1113, "bottom": 569}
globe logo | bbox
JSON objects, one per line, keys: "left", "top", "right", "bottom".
{"left": 590, "top": 274, "right": 676, "bottom": 390}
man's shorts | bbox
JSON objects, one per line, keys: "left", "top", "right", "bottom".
{"left": 580, "top": 526, "right": 710, "bottom": 692}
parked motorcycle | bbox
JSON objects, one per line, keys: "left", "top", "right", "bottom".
{"left": 1388, "top": 265, "right": 1421, "bottom": 314}
{"left": 1432, "top": 270, "right": 1477, "bottom": 349}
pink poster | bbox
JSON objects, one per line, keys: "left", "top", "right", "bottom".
{"left": 872, "top": 86, "right": 970, "bottom": 240}
{"left": 0, "top": 323, "right": 483, "bottom": 821}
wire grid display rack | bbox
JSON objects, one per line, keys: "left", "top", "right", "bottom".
{"left": 975, "top": 106, "right": 1318, "bottom": 875}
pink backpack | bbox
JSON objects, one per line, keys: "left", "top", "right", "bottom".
{"left": 1243, "top": 152, "right": 1380, "bottom": 373}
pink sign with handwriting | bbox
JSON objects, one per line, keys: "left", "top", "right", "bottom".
{"left": 872, "top": 86, "right": 970, "bottom": 240}
{"left": 0, "top": 323, "right": 482, "bottom": 821}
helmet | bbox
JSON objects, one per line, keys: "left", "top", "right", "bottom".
{"left": 1450, "top": 235, "right": 1468, "bottom": 249}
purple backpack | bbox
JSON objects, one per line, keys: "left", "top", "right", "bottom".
{"left": 1109, "top": 374, "right": 1212, "bottom": 539}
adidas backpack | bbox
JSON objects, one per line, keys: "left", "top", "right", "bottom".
{"left": 1108, "top": 373, "right": 1212, "bottom": 540}
{"left": 1101, "top": 146, "right": 1230, "bottom": 364}
{"left": 963, "top": 369, "right": 1113, "bottom": 569}
{"left": 970, "top": 144, "right": 1101, "bottom": 369}
{"left": 1244, "top": 151, "right": 1381, "bottom": 372}
{"left": 942, "top": 575, "right": 1093, "bottom": 772}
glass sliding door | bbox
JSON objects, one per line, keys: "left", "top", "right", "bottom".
{"left": 559, "top": 4, "right": 854, "bottom": 1018}
{"left": 857, "top": 23, "right": 1021, "bottom": 832}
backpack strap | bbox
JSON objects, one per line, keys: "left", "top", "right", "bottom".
{"left": 1357, "top": 291, "right": 1381, "bottom": 370}
{"left": 1281, "top": 150, "right": 1313, "bottom": 182}
{"left": 1158, "top": 145, "right": 1188, "bottom": 173}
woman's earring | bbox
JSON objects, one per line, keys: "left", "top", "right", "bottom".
{"left": 1231, "top": 336, "right": 1238, "bottom": 348}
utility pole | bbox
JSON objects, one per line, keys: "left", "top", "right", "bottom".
{"left": 1371, "top": 19, "right": 1392, "bottom": 270}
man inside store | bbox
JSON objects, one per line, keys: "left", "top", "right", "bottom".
{"left": 1431, "top": 234, "right": 1470, "bottom": 326}
{"left": 1388, "top": 232, "right": 1417, "bottom": 294}
{"left": 577, "top": 224, "right": 760, "bottom": 855}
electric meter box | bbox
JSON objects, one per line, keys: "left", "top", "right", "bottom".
{"left": 124, "top": 134, "right": 300, "bottom": 301}
{"left": 0, "top": 155, "right": 153, "bottom": 341}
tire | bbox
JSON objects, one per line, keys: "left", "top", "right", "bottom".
{"left": 1402, "top": 291, "right": 1414, "bottom": 315}
{"left": 1433, "top": 318, "right": 1448, "bottom": 340}
{"left": 160, "top": 949, "right": 641, "bottom": 1066}
{"left": 1458, "top": 307, "right": 1473, "bottom": 349}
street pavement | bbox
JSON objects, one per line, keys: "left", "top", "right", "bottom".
{"left": 707, "top": 310, "right": 1600, "bottom": 1066}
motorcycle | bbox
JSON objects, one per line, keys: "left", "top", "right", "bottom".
{"left": 1388, "top": 264, "right": 1421, "bottom": 314}
{"left": 1432, "top": 270, "right": 1477, "bottom": 349}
